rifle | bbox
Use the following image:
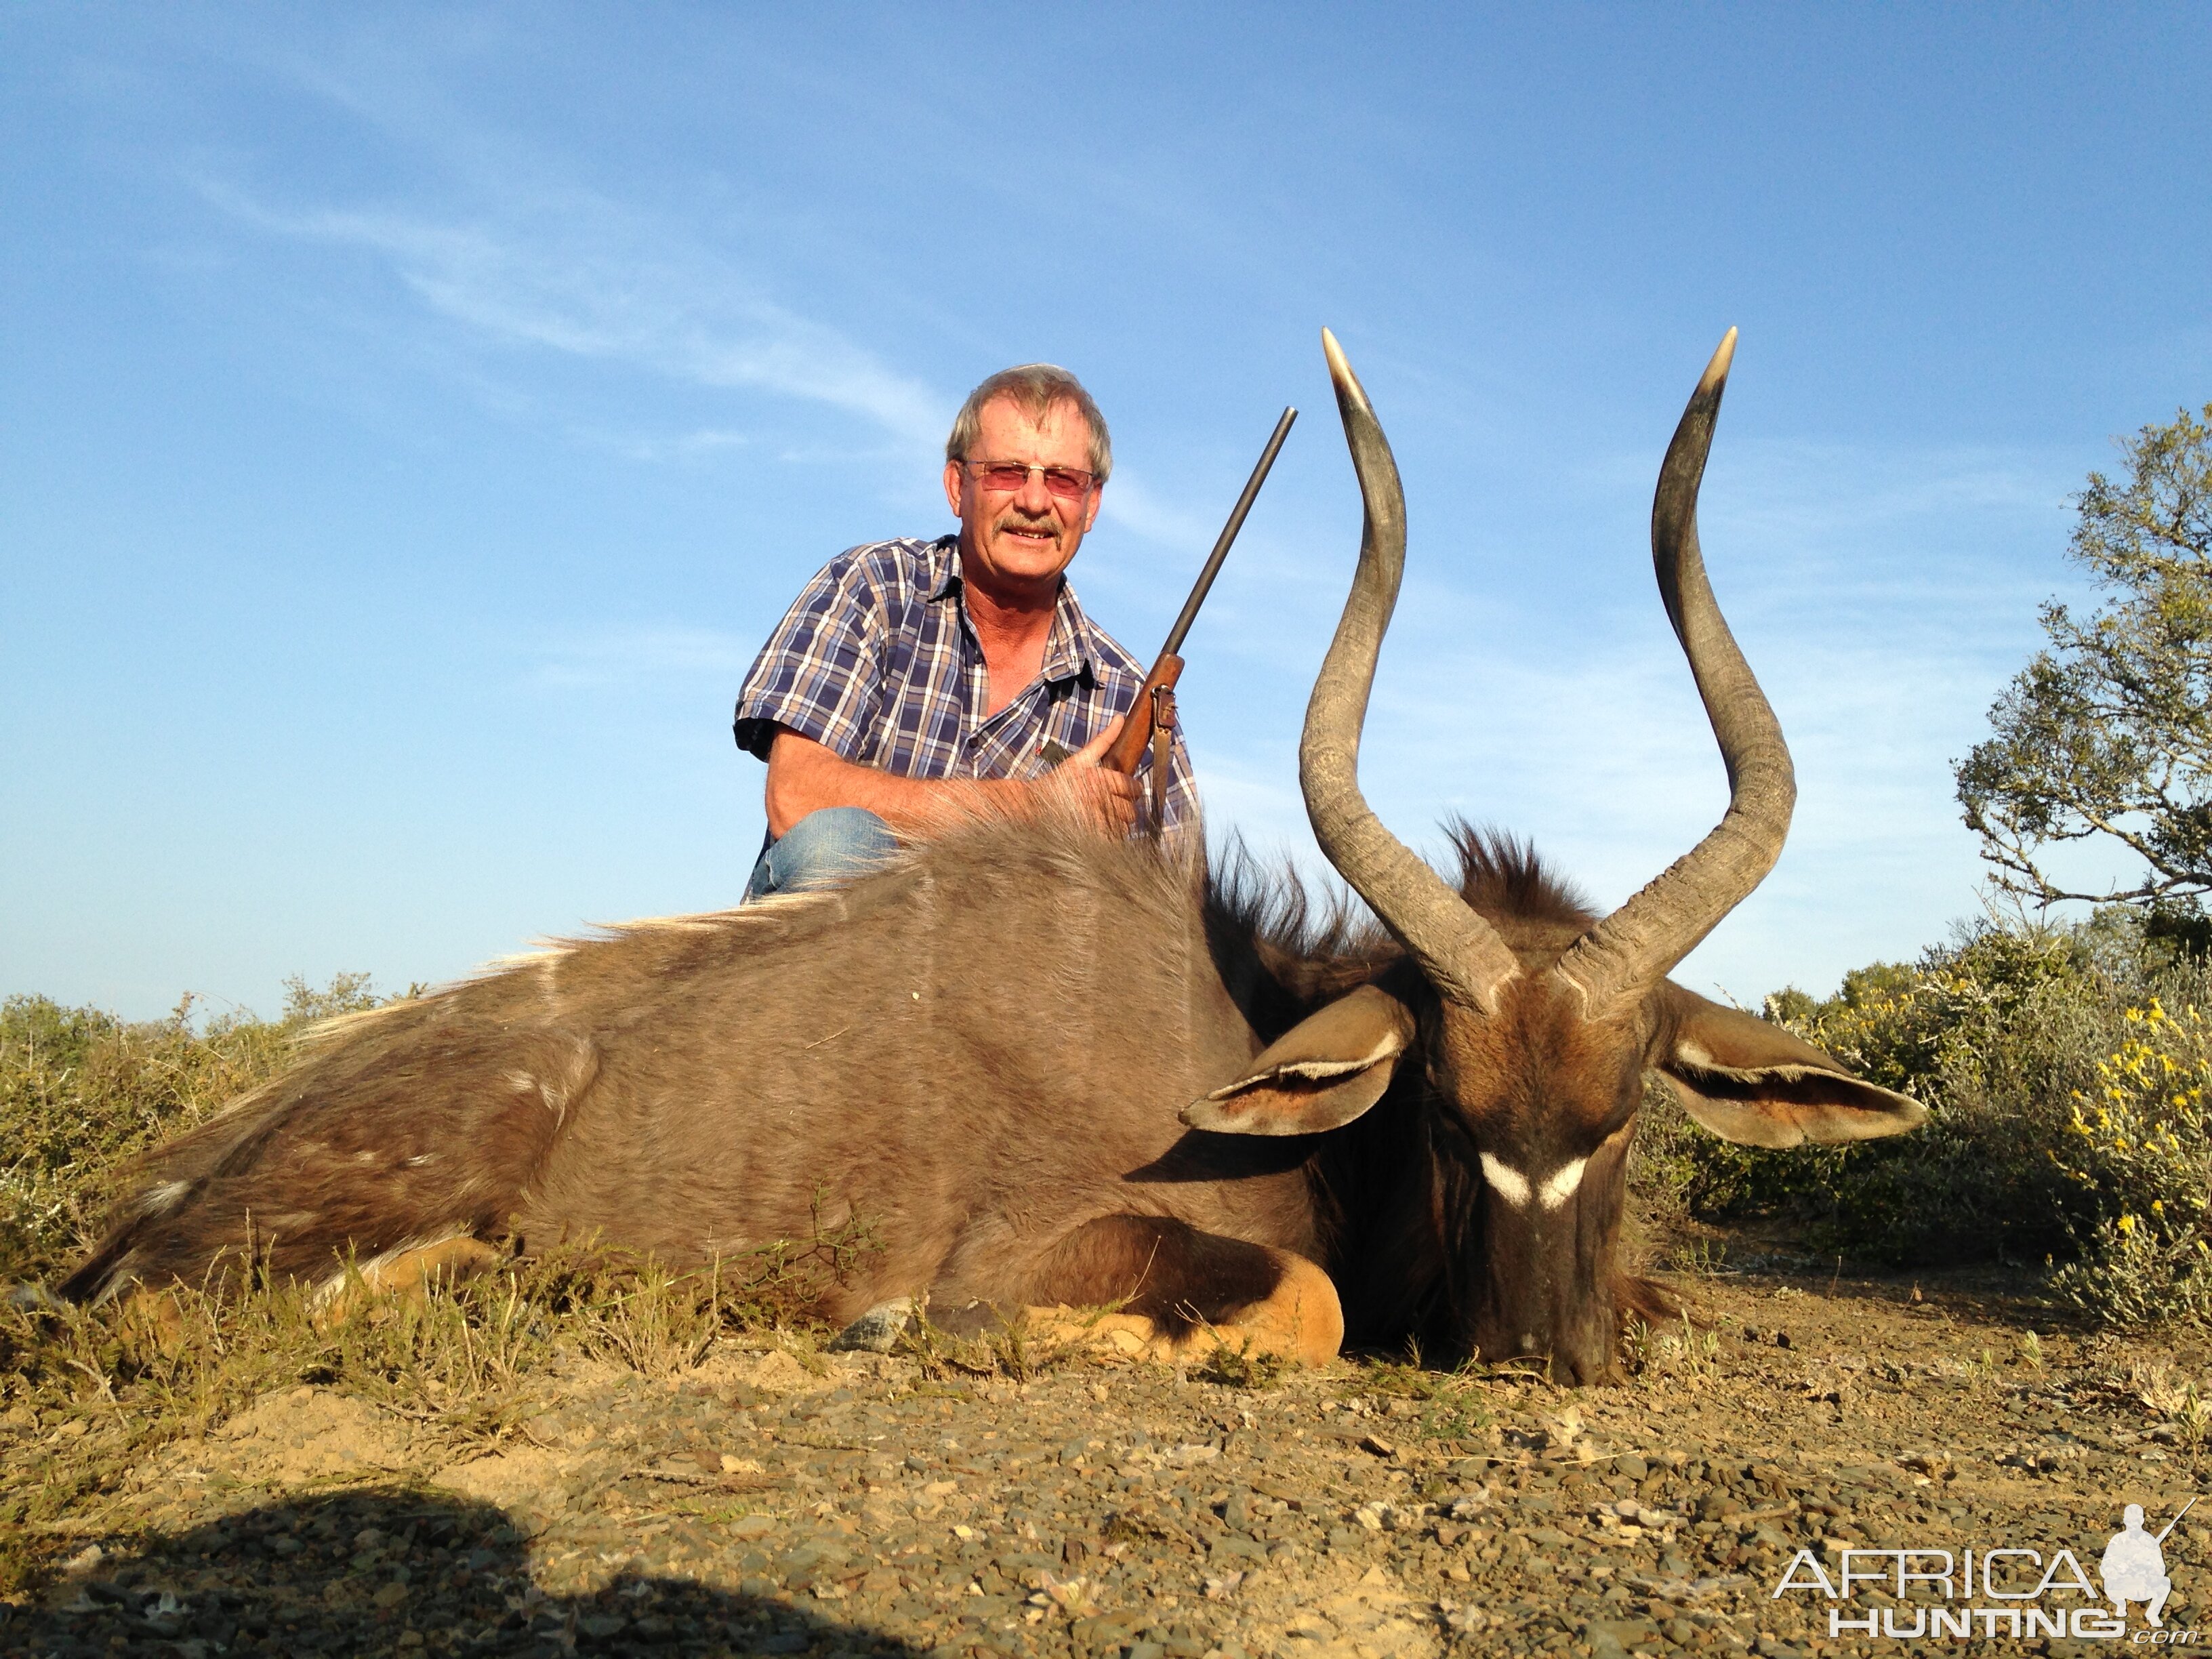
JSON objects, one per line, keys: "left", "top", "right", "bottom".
{"left": 1100, "top": 405, "right": 1298, "bottom": 830}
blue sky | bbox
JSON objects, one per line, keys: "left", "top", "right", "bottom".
{"left": 5, "top": 5, "right": 2209, "bottom": 1021}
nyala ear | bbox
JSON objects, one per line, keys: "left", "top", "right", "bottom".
{"left": 1656, "top": 985, "right": 1927, "bottom": 1149}
{"left": 1182, "top": 984, "right": 1418, "bottom": 1136}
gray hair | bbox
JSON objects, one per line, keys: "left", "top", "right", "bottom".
{"left": 945, "top": 364, "right": 1112, "bottom": 483}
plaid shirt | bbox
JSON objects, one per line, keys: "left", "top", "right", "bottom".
{"left": 733, "top": 536, "right": 1198, "bottom": 838}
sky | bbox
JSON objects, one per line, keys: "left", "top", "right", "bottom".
{"left": 5, "top": 5, "right": 2210, "bottom": 1023}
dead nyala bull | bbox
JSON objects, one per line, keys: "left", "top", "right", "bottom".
{"left": 62, "top": 329, "right": 1923, "bottom": 1383}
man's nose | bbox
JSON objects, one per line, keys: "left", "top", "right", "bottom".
{"left": 1012, "top": 473, "right": 1057, "bottom": 514}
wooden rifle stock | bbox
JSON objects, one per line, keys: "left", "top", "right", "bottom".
{"left": 1102, "top": 653, "right": 1184, "bottom": 774}
{"left": 1098, "top": 406, "right": 1297, "bottom": 787}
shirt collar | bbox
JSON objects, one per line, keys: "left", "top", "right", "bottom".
{"left": 931, "top": 536, "right": 1098, "bottom": 686}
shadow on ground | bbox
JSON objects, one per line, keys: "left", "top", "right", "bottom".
{"left": 4, "top": 1488, "right": 924, "bottom": 1658}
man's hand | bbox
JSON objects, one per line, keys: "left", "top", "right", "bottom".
{"left": 1041, "top": 716, "right": 1140, "bottom": 832}
{"left": 764, "top": 722, "right": 1141, "bottom": 840}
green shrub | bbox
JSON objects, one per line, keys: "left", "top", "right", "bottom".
{"left": 1644, "top": 914, "right": 2212, "bottom": 1298}
{"left": 2049, "top": 998, "right": 2212, "bottom": 1326}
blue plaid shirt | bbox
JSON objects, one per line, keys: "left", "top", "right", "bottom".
{"left": 733, "top": 536, "right": 1198, "bottom": 837}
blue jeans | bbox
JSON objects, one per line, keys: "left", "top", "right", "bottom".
{"left": 744, "top": 808, "right": 899, "bottom": 902}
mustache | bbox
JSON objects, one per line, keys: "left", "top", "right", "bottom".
{"left": 991, "top": 512, "right": 1061, "bottom": 537}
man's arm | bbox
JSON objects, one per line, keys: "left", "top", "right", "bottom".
{"left": 764, "top": 721, "right": 1138, "bottom": 840}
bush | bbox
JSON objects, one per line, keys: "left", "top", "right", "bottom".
{"left": 1631, "top": 905, "right": 2212, "bottom": 1326}
{"left": 2049, "top": 999, "right": 2212, "bottom": 1326}
{"left": 1641, "top": 924, "right": 2102, "bottom": 1267}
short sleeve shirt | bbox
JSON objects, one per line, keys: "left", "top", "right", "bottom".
{"left": 733, "top": 536, "right": 1200, "bottom": 838}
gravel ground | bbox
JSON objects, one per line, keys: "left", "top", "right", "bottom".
{"left": 4, "top": 1262, "right": 2204, "bottom": 1659}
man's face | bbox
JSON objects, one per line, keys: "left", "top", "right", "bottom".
{"left": 943, "top": 396, "right": 1103, "bottom": 603}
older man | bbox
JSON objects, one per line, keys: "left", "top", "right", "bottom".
{"left": 733, "top": 364, "right": 1199, "bottom": 899}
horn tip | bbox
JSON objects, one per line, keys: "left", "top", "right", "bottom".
{"left": 1320, "top": 327, "right": 1368, "bottom": 411}
{"left": 1699, "top": 327, "right": 1739, "bottom": 394}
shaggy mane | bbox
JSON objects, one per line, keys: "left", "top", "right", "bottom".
{"left": 1445, "top": 821, "right": 1599, "bottom": 932}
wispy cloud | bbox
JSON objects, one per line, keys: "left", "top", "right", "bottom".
{"left": 599, "top": 427, "right": 752, "bottom": 464}
{"left": 1100, "top": 471, "right": 1218, "bottom": 552}
{"left": 195, "top": 178, "right": 947, "bottom": 451}
{"left": 1179, "top": 431, "right": 2089, "bottom": 1001}
{"left": 520, "top": 626, "right": 756, "bottom": 690}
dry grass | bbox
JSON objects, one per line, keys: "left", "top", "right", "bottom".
{"left": 0, "top": 1235, "right": 868, "bottom": 1594}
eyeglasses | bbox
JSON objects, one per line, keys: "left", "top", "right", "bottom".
{"left": 962, "top": 460, "right": 1099, "bottom": 499}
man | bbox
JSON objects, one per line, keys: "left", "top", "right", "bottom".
{"left": 733, "top": 363, "right": 1198, "bottom": 899}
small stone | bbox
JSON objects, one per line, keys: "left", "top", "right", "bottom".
{"left": 1072, "top": 1613, "right": 1136, "bottom": 1651}
{"left": 371, "top": 1582, "right": 408, "bottom": 1609}
{"left": 1359, "top": 1433, "right": 1397, "bottom": 1458}
{"left": 396, "top": 1633, "right": 424, "bottom": 1650}
{"left": 829, "top": 1297, "right": 917, "bottom": 1353}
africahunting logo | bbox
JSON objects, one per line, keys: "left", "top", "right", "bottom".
{"left": 1768, "top": 1498, "right": 2197, "bottom": 1642}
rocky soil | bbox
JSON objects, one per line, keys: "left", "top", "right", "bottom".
{"left": 3, "top": 1259, "right": 2205, "bottom": 1659}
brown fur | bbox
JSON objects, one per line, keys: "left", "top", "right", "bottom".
{"left": 60, "top": 817, "right": 1681, "bottom": 1377}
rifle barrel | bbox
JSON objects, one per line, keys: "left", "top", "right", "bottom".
{"left": 1160, "top": 406, "right": 1297, "bottom": 659}
{"left": 2157, "top": 1496, "right": 2198, "bottom": 1543}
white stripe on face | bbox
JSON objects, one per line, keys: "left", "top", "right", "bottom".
{"left": 1538, "top": 1157, "right": 1589, "bottom": 1211}
{"left": 1479, "top": 1153, "right": 1532, "bottom": 1208}
{"left": 1481, "top": 1153, "right": 1591, "bottom": 1212}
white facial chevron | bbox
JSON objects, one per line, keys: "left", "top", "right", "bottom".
{"left": 1479, "top": 1153, "right": 1590, "bottom": 1211}
{"left": 1478, "top": 1153, "right": 1531, "bottom": 1207}
{"left": 1538, "top": 1157, "right": 1589, "bottom": 1210}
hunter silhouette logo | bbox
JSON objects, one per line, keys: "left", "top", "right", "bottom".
{"left": 2103, "top": 1498, "right": 2192, "bottom": 1629}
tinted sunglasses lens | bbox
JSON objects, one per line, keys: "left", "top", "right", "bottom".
{"left": 974, "top": 463, "right": 1094, "bottom": 496}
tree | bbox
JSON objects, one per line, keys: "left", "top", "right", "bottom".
{"left": 1957, "top": 405, "right": 2212, "bottom": 914}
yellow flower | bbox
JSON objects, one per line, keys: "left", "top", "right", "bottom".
{"left": 2121, "top": 1214, "right": 2137, "bottom": 1233}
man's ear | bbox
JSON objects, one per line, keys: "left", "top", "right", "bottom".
{"left": 1656, "top": 984, "right": 1927, "bottom": 1149}
{"left": 1182, "top": 984, "right": 1417, "bottom": 1136}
